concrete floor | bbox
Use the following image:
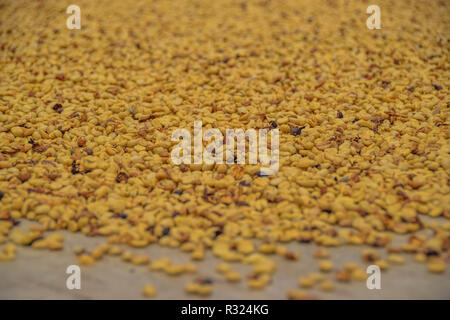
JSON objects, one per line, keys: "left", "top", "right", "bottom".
{"left": 1, "top": 221, "right": 449, "bottom": 300}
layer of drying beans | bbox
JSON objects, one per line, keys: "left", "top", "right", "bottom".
{"left": 0, "top": 0, "right": 448, "bottom": 299}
